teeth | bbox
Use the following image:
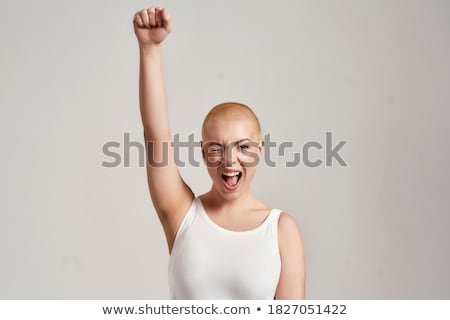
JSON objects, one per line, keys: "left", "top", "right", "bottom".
{"left": 222, "top": 172, "right": 240, "bottom": 177}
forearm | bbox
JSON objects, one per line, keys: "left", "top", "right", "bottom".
{"left": 139, "top": 44, "right": 171, "bottom": 141}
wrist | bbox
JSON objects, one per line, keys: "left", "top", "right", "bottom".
{"left": 139, "top": 43, "right": 162, "bottom": 55}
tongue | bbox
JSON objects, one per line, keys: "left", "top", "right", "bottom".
{"left": 225, "top": 175, "right": 239, "bottom": 188}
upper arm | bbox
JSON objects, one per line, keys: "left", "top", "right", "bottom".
{"left": 274, "top": 212, "right": 306, "bottom": 300}
{"left": 144, "top": 130, "right": 195, "bottom": 253}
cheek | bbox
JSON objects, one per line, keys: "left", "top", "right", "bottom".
{"left": 207, "top": 167, "right": 219, "bottom": 180}
{"left": 203, "top": 150, "right": 223, "bottom": 168}
{"left": 238, "top": 150, "right": 261, "bottom": 168}
{"left": 243, "top": 166, "right": 257, "bottom": 182}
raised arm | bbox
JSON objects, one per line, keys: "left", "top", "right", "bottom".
{"left": 133, "top": 7, "right": 194, "bottom": 253}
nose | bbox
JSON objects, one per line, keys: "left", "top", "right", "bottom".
{"left": 224, "top": 144, "right": 238, "bottom": 167}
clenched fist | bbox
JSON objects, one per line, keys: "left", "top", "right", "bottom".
{"left": 133, "top": 7, "right": 172, "bottom": 46}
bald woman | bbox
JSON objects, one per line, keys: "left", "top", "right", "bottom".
{"left": 133, "top": 7, "right": 305, "bottom": 299}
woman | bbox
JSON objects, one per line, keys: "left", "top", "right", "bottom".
{"left": 133, "top": 6, "right": 306, "bottom": 299}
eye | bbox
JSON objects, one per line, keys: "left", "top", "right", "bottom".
{"left": 208, "top": 146, "right": 224, "bottom": 154}
{"left": 239, "top": 144, "right": 250, "bottom": 150}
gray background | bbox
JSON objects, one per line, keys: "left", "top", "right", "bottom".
{"left": 1, "top": 0, "right": 449, "bottom": 299}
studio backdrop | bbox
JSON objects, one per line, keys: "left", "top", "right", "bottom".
{"left": 1, "top": 0, "right": 449, "bottom": 299}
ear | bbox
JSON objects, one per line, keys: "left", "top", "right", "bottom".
{"left": 200, "top": 140, "right": 206, "bottom": 160}
{"left": 258, "top": 139, "right": 264, "bottom": 156}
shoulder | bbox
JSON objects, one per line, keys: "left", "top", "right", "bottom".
{"left": 277, "top": 212, "right": 301, "bottom": 235}
{"left": 277, "top": 212, "right": 303, "bottom": 252}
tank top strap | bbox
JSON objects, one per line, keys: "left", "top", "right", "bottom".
{"left": 268, "top": 208, "right": 282, "bottom": 248}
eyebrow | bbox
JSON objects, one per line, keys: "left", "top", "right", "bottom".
{"left": 236, "top": 139, "right": 252, "bottom": 143}
{"left": 207, "top": 142, "right": 224, "bottom": 147}
{"left": 203, "top": 138, "right": 254, "bottom": 147}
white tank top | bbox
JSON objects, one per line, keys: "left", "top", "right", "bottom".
{"left": 168, "top": 198, "right": 282, "bottom": 299}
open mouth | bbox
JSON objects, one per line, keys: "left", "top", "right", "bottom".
{"left": 221, "top": 171, "right": 242, "bottom": 190}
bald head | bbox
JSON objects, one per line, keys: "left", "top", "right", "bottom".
{"left": 201, "top": 102, "right": 262, "bottom": 140}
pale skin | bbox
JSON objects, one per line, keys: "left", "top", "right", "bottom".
{"left": 133, "top": 7, "right": 306, "bottom": 299}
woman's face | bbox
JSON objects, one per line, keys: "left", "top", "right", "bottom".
{"left": 202, "top": 117, "right": 263, "bottom": 201}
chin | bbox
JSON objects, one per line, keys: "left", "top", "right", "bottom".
{"left": 221, "top": 187, "right": 243, "bottom": 199}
